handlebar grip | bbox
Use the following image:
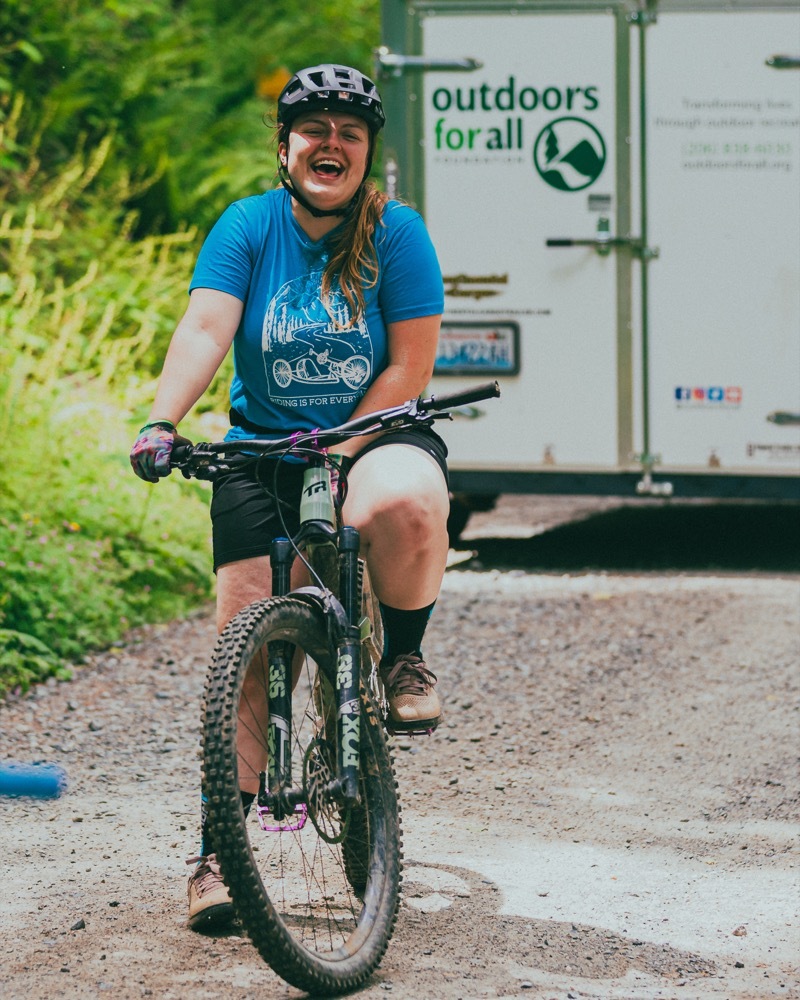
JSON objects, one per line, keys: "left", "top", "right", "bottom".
{"left": 419, "top": 380, "right": 500, "bottom": 413}
{"left": 545, "top": 239, "right": 575, "bottom": 247}
{"left": 170, "top": 442, "right": 194, "bottom": 467}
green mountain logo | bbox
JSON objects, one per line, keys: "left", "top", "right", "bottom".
{"left": 533, "top": 117, "right": 606, "bottom": 192}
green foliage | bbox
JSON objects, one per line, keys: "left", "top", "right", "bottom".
{"left": 0, "top": 96, "right": 215, "bottom": 697}
{"left": 0, "top": 377, "right": 215, "bottom": 697}
{"left": 0, "top": 440, "right": 213, "bottom": 697}
{"left": 0, "top": 94, "right": 233, "bottom": 402}
{"left": 0, "top": 327, "right": 215, "bottom": 696}
{"left": 1, "top": 0, "right": 382, "bottom": 232}
{"left": 0, "top": 0, "right": 382, "bottom": 696}
{"left": 0, "top": 630, "right": 71, "bottom": 699}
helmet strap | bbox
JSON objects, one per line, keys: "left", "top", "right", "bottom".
{"left": 278, "top": 165, "right": 353, "bottom": 218}
{"left": 276, "top": 134, "right": 374, "bottom": 220}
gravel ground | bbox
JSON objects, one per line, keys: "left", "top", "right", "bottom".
{"left": 0, "top": 497, "right": 798, "bottom": 1000}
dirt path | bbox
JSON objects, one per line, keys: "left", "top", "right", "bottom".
{"left": 1, "top": 504, "right": 798, "bottom": 1000}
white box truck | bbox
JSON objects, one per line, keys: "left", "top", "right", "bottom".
{"left": 377, "top": 0, "right": 800, "bottom": 533}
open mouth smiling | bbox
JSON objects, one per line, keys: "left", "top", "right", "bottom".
{"left": 311, "top": 159, "right": 345, "bottom": 177}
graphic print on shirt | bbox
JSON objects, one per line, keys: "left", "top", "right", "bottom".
{"left": 261, "top": 266, "right": 372, "bottom": 409}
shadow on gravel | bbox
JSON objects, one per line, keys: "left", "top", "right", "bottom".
{"left": 387, "top": 862, "right": 717, "bottom": 996}
{"left": 455, "top": 503, "right": 800, "bottom": 573}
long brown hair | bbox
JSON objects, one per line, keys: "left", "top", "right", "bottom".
{"left": 274, "top": 122, "right": 390, "bottom": 326}
{"left": 321, "top": 181, "right": 389, "bottom": 325}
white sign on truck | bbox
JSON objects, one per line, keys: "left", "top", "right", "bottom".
{"left": 378, "top": 0, "right": 800, "bottom": 517}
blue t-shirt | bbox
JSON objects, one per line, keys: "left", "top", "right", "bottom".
{"left": 190, "top": 188, "right": 444, "bottom": 437}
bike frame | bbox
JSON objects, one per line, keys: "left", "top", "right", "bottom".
{"left": 264, "top": 454, "right": 365, "bottom": 821}
{"left": 172, "top": 381, "right": 500, "bottom": 825}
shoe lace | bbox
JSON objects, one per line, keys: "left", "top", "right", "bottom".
{"left": 186, "top": 854, "right": 224, "bottom": 896}
{"left": 383, "top": 654, "right": 437, "bottom": 696}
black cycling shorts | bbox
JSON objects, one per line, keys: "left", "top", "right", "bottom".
{"left": 210, "top": 427, "right": 449, "bottom": 572}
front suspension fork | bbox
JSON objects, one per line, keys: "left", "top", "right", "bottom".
{"left": 335, "top": 527, "right": 362, "bottom": 804}
{"left": 258, "top": 538, "right": 294, "bottom": 819}
{"left": 261, "top": 530, "right": 363, "bottom": 814}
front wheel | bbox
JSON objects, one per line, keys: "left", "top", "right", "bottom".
{"left": 202, "top": 596, "right": 402, "bottom": 995}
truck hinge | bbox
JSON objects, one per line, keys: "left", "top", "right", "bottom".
{"left": 636, "top": 472, "right": 673, "bottom": 497}
{"left": 633, "top": 453, "right": 673, "bottom": 497}
{"left": 627, "top": 2, "right": 658, "bottom": 27}
{"left": 637, "top": 243, "right": 660, "bottom": 262}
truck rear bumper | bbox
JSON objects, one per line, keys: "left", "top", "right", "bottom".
{"left": 449, "top": 469, "right": 800, "bottom": 501}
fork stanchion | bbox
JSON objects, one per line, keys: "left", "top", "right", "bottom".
{"left": 337, "top": 526, "right": 361, "bottom": 624}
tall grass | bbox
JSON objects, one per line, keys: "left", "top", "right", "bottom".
{"left": 0, "top": 98, "right": 223, "bottom": 697}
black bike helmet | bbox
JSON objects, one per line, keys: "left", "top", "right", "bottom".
{"left": 277, "top": 64, "right": 385, "bottom": 136}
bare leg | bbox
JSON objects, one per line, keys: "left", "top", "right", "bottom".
{"left": 216, "top": 556, "right": 308, "bottom": 796}
{"left": 342, "top": 444, "right": 449, "bottom": 610}
{"left": 342, "top": 443, "right": 449, "bottom": 730}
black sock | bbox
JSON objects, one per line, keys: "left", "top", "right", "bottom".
{"left": 379, "top": 601, "right": 436, "bottom": 663}
{"left": 200, "top": 790, "right": 255, "bottom": 857}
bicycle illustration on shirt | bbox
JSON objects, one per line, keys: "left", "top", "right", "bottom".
{"left": 271, "top": 334, "right": 371, "bottom": 391}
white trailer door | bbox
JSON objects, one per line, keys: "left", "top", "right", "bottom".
{"left": 422, "top": 10, "right": 624, "bottom": 471}
{"left": 645, "top": 8, "right": 800, "bottom": 475}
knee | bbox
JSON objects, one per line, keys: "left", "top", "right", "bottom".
{"left": 344, "top": 451, "right": 449, "bottom": 551}
{"left": 370, "top": 489, "right": 448, "bottom": 547}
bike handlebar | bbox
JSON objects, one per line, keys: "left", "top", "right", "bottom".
{"left": 417, "top": 380, "right": 500, "bottom": 413}
{"left": 170, "top": 380, "right": 500, "bottom": 476}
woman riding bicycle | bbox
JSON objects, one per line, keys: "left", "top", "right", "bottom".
{"left": 129, "top": 63, "right": 449, "bottom": 930}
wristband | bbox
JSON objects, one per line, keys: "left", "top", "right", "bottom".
{"left": 139, "top": 419, "right": 177, "bottom": 434}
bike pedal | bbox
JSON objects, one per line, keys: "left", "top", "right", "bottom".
{"left": 386, "top": 721, "right": 439, "bottom": 738}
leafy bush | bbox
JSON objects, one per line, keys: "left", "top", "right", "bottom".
{"left": 0, "top": 0, "right": 380, "bottom": 233}
{"left": 0, "top": 101, "right": 215, "bottom": 698}
{"left": 0, "top": 629, "right": 71, "bottom": 695}
{"left": 0, "top": 0, "right": 382, "bottom": 696}
{"left": 0, "top": 397, "right": 214, "bottom": 697}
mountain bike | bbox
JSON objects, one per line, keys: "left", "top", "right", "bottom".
{"left": 171, "top": 380, "right": 500, "bottom": 995}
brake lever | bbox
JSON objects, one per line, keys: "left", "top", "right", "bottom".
{"left": 181, "top": 464, "right": 220, "bottom": 481}
{"left": 375, "top": 398, "right": 425, "bottom": 431}
{"left": 173, "top": 441, "right": 222, "bottom": 481}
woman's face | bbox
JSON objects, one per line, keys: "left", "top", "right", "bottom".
{"left": 280, "top": 111, "right": 371, "bottom": 214}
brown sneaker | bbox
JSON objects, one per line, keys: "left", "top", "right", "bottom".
{"left": 380, "top": 654, "right": 441, "bottom": 733}
{"left": 186, "top": 854, "right": 234, "bottom": 930}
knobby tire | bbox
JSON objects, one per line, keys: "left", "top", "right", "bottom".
{"left": 202, "top": 596, "right": 402, "bottom": 995}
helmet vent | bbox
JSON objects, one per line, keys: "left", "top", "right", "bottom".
{"left": 277, "top": 63, "right": 386, "bottom": 132}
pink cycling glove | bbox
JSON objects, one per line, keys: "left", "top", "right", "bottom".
{"left": 130, "top": 421, "right": 176, "bottom": 483}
